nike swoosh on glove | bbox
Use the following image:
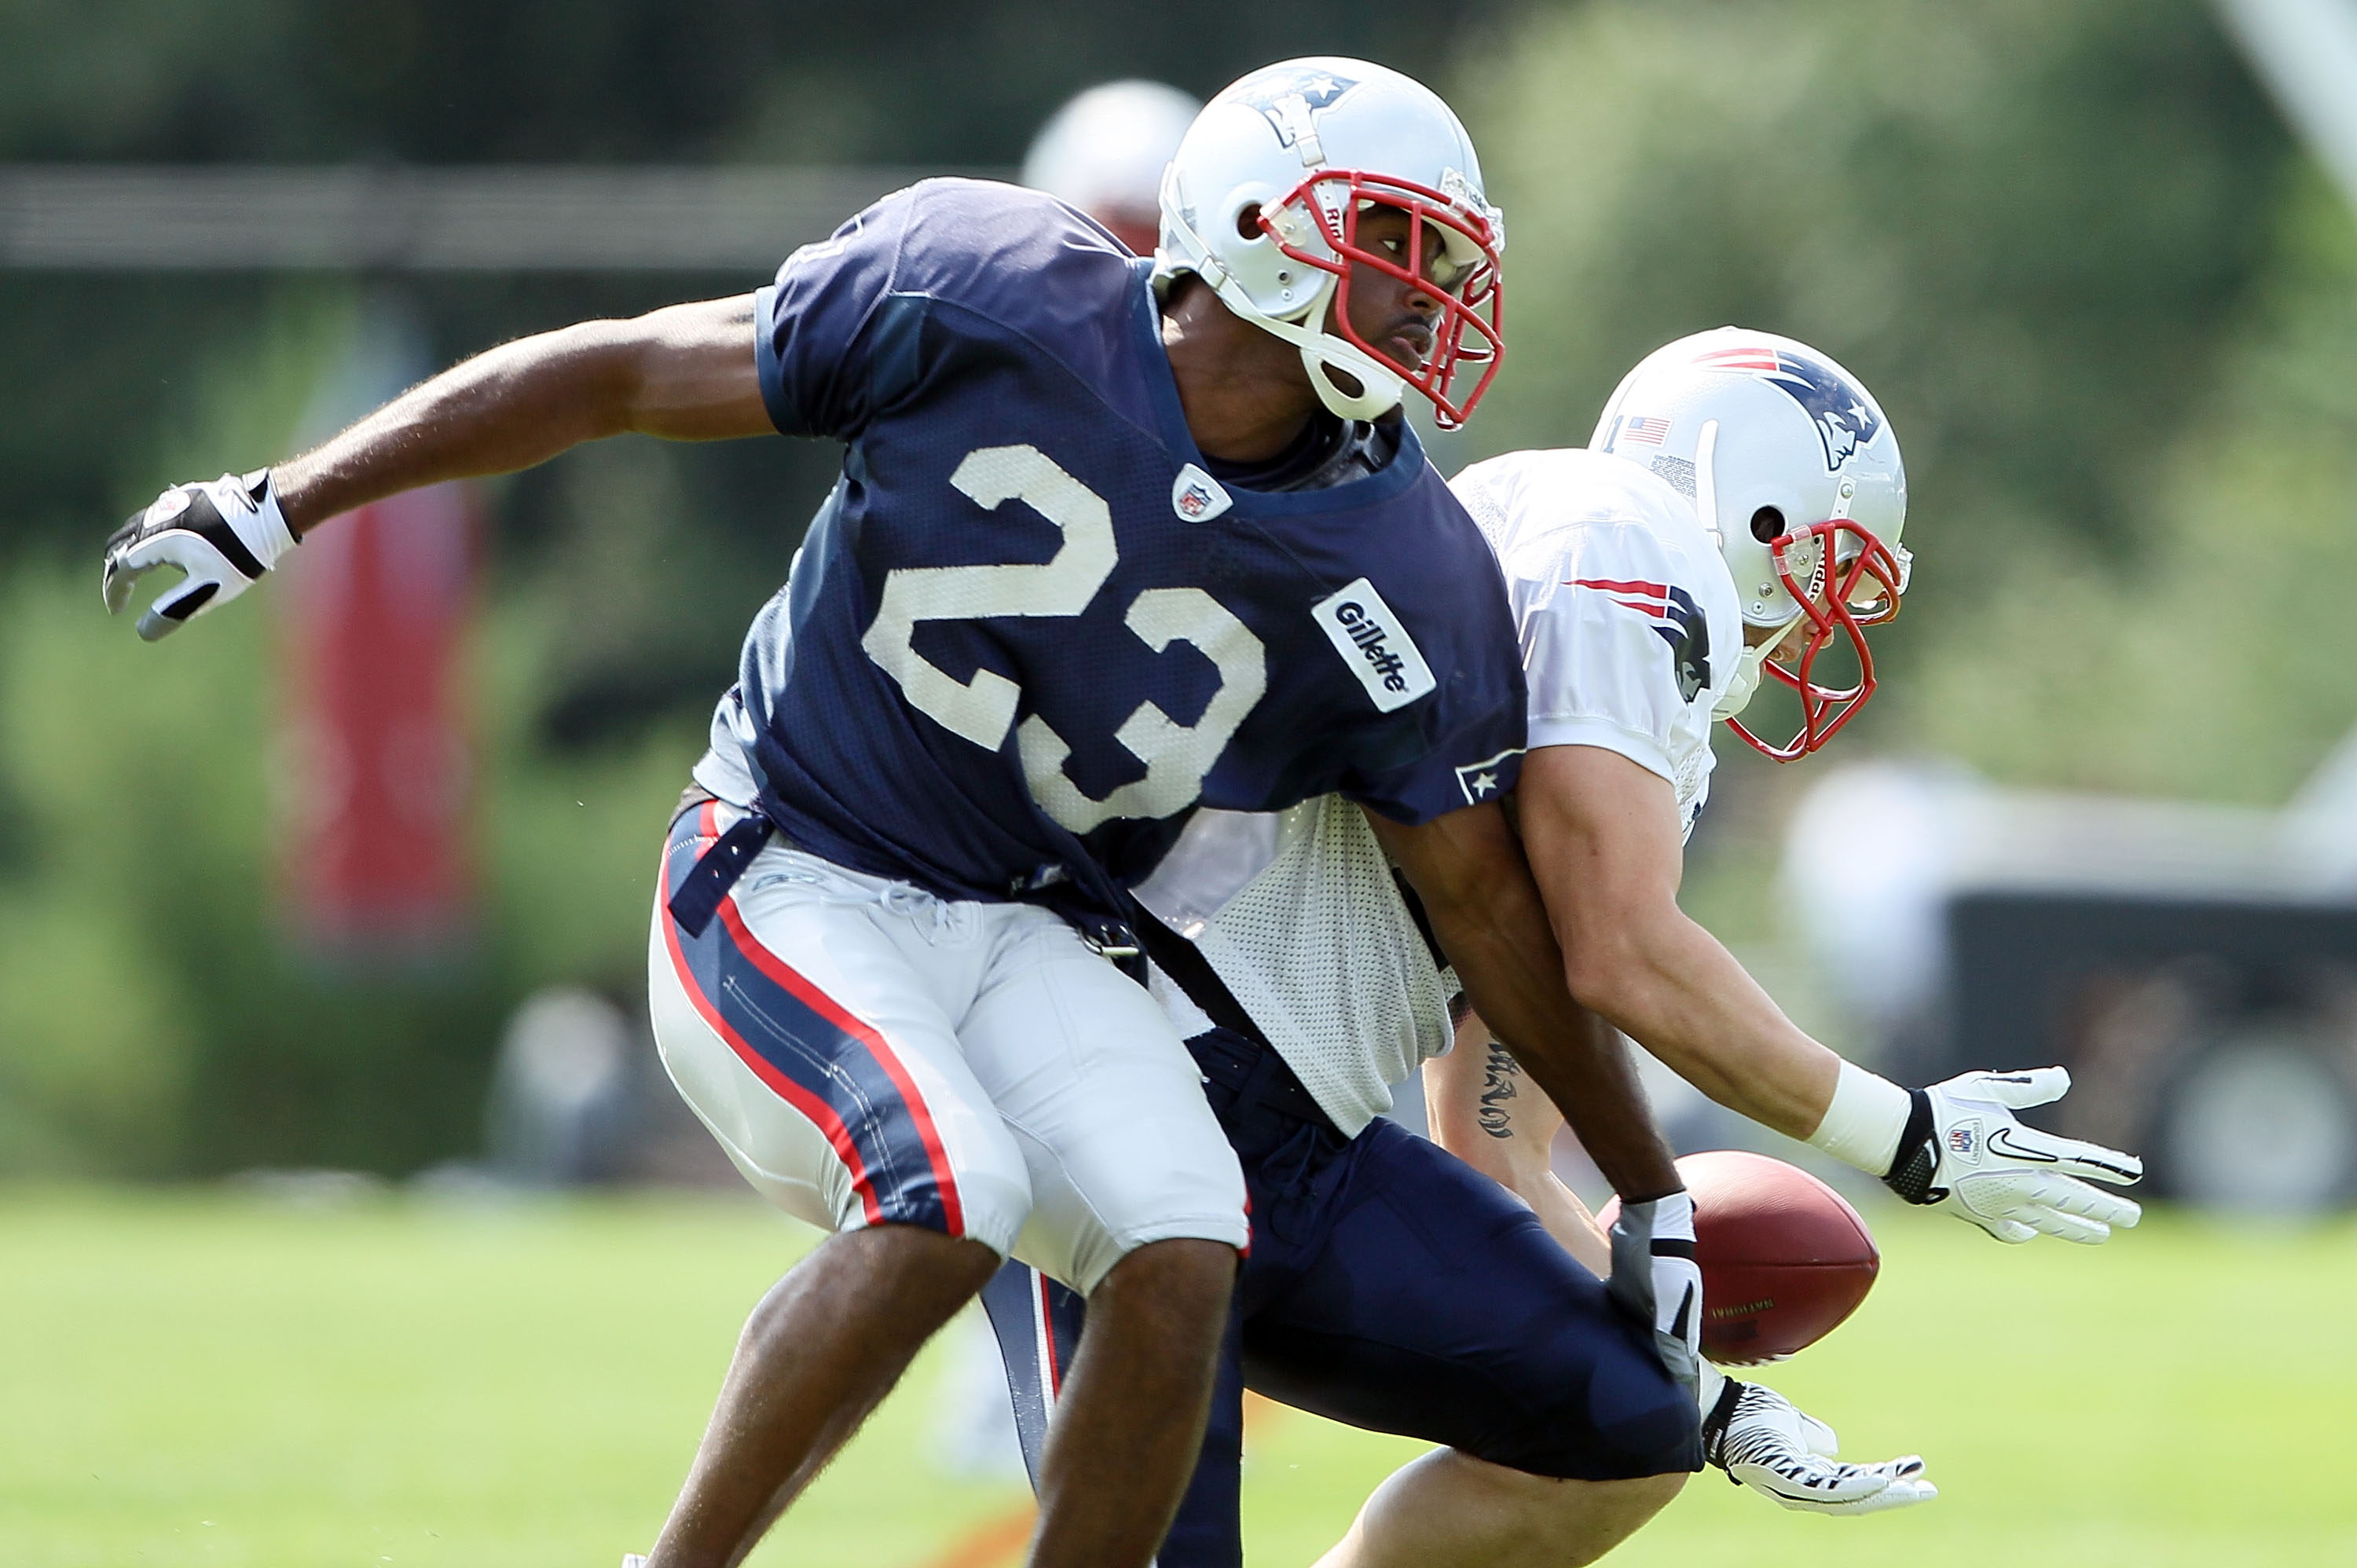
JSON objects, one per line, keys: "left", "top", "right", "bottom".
{"left": 1886, "top": 1067, "right": 2143, "bottom": 1244}
{"left": 102, "top": 470, "right": 295, "bottom": 640}
{"left": 1703, "top": 1375, "right": 1937, "bottom": 1516}
{"left": 1606, "top": 1189, "right": 1703, "bottom": 1397}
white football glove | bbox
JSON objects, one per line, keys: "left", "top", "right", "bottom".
{"left": 102, "top": 469, "right": 295, "bottom": 640}
{"left": 1701, "top": 1372, "right": 1937, "bottom": 1516}
{"left": 1605, "top": 1190, "right": 1702, "bottom": 1397}
{"left": 1887, "top": 1067, "right": 2143, "bottom": 1244}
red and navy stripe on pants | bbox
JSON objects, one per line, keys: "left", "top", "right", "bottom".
{"left": 978, "top": 1261, "right": 1086, "bottom": 1491}
{"left": 659, "top": 803, "right": 966, "bottom": 1236}
{"left": 982, "top": 1256, "right": 1247, "bottom": 1564}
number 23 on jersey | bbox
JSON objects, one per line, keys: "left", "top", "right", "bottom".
{"left": 860, "top": 444, "right": 1267, "bottom": 834}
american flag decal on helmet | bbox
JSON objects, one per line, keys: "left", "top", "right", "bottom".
{"left": 1615, "top": 415, "right": 1673, "bottom": 445}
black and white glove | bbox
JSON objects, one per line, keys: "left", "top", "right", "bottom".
{"left": 1606, "top": 1189, "right": 1702, "bottom": 1396}
{"left": 1809, "top": 1061, "right": 2142, "bottom": 1244}
{"left": 1700, "top": 1368, "right": 1936, "bottom": 1515}
{"left": 102, "top": 469, "right": 295, "bottom": 640}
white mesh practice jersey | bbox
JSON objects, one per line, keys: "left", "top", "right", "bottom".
{"left": 1135, "top": 795, "right": 1454, "bottom": 1137}
{"left": 1138, "top": 450, "right": 1742, "bottom": 1130}
{"left": 1450, "top": 449, "right": 1744, "bottom": 837}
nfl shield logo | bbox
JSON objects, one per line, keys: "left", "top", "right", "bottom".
{"left": 1170, "top": 463, "right": 1233, "bottom": 522}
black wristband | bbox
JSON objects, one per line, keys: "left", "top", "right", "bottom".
{"left": 1882, "top": 1086, "right": 1944, "bottom": 1205}
{"left": 1700, "top": 1375, "right": 1746, "bottom": 1472}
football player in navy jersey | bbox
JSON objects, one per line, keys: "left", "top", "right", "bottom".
{"left": 102, "top": 59, "right": 1702, "bottom": 1568}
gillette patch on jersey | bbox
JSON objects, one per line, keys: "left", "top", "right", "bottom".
{"left": 1313, "top": 578, "right": 1436, "bottom": 713}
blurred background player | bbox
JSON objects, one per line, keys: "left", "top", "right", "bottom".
{"left": 1019, "top": 79, "right": 1202, "bottom": 255}
{"left": 98, "top": 54, "right": 1710, "bottom": 1568}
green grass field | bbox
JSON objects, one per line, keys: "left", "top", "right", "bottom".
{"left": 2, "top": 1185, "right": 2352, "bottom": 1567}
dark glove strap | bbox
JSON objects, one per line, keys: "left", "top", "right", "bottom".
{"left": 1882, "top": 1086, "right": 1945, "bottom": 1205}
{"left": 187, "top": 487, "right": 269, "bottom": 579}
{"left": 1701, "top": 1375, "right": 1747, "bottom": 1472}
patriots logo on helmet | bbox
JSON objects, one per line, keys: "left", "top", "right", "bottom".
{"left": 1572, "top": 577, "right": 1714, "bottom": 704}
{"left": 1234, "top": 67, "right": 1361, "bottom": 148}
{"left": 1695, "top": 345, "right": 1883, "bottom": 472}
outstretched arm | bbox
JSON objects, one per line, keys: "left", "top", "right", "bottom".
{"left": 1516, "top": 743, "right": 1838, "bottom": 1138}
{"left": 275, "top": 293, "right": 768, "bottom": 533}
{"left": 104, "top": 294, "right": 771, "bottom": 638}
{"left": 1517, "top": 742, "right": 2141, "bottom": 1243}
{"left": 1368, "top": 800, "right": 1681, "bottom": 1204}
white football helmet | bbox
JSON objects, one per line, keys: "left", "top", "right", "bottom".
{"left": 1157, "top": 57, "right": 1505, "bottom": 427}
{"left": 1593, "top": 328, "right": 1909, "bottom": 760}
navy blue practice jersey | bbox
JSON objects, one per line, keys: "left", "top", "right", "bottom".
{"left": 695, "top": 179, "right": 1526, "bottom": 923}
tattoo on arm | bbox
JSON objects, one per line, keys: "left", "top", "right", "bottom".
{"left": 1478, "top": 1044, "right": 1522, "bottom": 1139}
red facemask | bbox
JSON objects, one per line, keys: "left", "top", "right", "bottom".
{"left": 1725, "top": 518, "right": 1908, "bottom": 762}
{"left": 1255, "top": 169, "right": 1504, "bottom": 429}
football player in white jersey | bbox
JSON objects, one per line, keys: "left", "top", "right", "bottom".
{"left": 1439, "top": 328, "right": 2142, "bottom": 1247}
{"left": 982, "top": 330, "right": 2143, "bottom": 1568}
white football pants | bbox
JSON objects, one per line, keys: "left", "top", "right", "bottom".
{"left": 648, "top": 800, "right": 1247, "bottom": 1292}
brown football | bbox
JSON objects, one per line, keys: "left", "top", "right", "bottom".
{"left": 1598, "top": 1149, "right": 1879, "bottom": 1364}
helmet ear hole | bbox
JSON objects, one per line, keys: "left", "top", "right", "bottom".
{"left": 1750, "top": 506, "right": 1786, "bottom": 544}
{"left": 1234, "top": 203, "right": 1266, "bottom": 243}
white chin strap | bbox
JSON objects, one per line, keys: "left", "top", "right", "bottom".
{"left": 1714, "top": 643, "right": 1767, "bottom": 722}
{"left": 1713, "top": 621, "right": 1799, "bottom": 722}
{"left": 1208, "top": 269, "right": 1407, "bottom": 420}
{"left": 1294, "top": 328, "right": 1408, "bottom": 421}
{"left": 1303, "top": 345, "right": 1405, "bottom": 420}
{"left": 1157, "top": 200, "right": 1409, "bottom": 421}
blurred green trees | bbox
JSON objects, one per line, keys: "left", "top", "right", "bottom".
{"left": 0, "top": 294, "right": 662, "bottom": 1175}
{"left": 1455, "top": 0, "right": 2357, "bottom": 805}
{"left": 1461, "top": 0, "right": 2287, "bottom": 670}
{"left": 2, "top": 0, "right": 2345, "bottom": 1172}
{"left": 1906, "top": 171, "right": 2357, "bottom": 801}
